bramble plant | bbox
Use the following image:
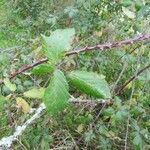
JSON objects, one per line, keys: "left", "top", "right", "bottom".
{"left": 1, "top": 0, "right": 150, "bottom": 149}
{"left": 31, "top": 28, "right": 112, "bottom": 114}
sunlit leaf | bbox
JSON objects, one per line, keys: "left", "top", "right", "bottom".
{"left": 24, "top": 87, "right": 45, "bottom": 99}
{"left": 42, "top": 28, "right": 75, "bottom": 65}
{"left": 68, "top": 71, "right": 111, "bottom": 99}
{"left": 122, "top": 6, "right": 135, "bottom": 19}
{"left": 4, "top": 78, "right": 16, "bottom": 92}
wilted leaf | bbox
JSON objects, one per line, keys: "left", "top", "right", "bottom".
{"left": 42, "top": 28, "right": 75, "bottom": 65}
{"left": 16, "top": 97, "right": 30, "bottom": 113}
{"left": 43, "top": 70, "right": 69, "bottom": 114}
{"left": 77, "top": 124, "right": 84, "bottom": 133}
{"left": 94, "top": 31, "right": 103, "bottom": 37}
{"left": 4, "top": 78, "right": 16, "bottom": 92}
{"left": 24, "top": 88, "right": 45, "bottom": 99}
{"left": 67, "top": 71, "right": 111, "bottom": 99}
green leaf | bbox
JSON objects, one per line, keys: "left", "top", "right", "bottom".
{"left": 4, "top": 78, "right": 16, "bottom": 92}
{"left": 0, "top": 54, "right": 9, "bottom": 67}
{"left": 122, "top": 6, "right": 135, "bottom": 19}
{"left": 43, "top": 70, "right": 69, "bottom": 114}
{"left": 67, "top": 71, "right": 111, "bottom": 99}
{"left": 24, "top": 88, "right": 45, "bottom": 99}
{"left": 121, "top": 0, "right": 133, "bottom": 7}
{"left": 32, "top": 64, "right": 54, "bottom": 75}
{"left": 0, "top": 95, "right": 5, "bottom": 110}
{"left": 133, "top": 132, "right": 143, "bottom": 150}
{"left": 115, "top": 109, "right": 128, "bottom": 121}
{"left": 42, "top": 28, "right": 75, "bottom": 65}
{"left": 138, "top": 70, "right": 150, "bottom": 81}
{"left": 0, "top": 95, "right": 7, "bottom": 126}
{"left": 103, "top": 107, "right": 115, "bottom": 117}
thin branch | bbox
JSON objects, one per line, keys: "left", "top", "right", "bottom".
{"left": 111, "top": 62, "right": 128, "bottom": 94}
{"left": 124, "top": 113, "right": 130, "bottom": 150}
{"left": 0, "top": 59, "right": 48, "bottom": 84}
{"left": 70, "top": 97, "right": 112, "bottom": 105}
{"left": 115, "top": 63, "right": 150, "bottom": 96}
{"left": 124, "top": 75, "right": 135, "bottom": 150}
{"left": 66, "top": 34, "right": 150, "bottom": 56}
{"left": 0, "top": 34, "right": 149, "bottom": 84}
{"left": 0, "top": 34, "right": 150, "bottom": 148}
{"left": 0, "top": 103, "right": 46, "bottom": 148}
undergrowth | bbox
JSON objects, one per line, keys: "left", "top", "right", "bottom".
{"left": 0, "top": 0, "right": 150, "bottom": 149}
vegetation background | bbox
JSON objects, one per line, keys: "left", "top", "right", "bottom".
{"left": 0, "top": 0, "right": 150, "bottom": 149}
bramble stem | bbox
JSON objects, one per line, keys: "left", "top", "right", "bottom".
{"left": 0, "top": 34, "right": 150, "bottom": 85}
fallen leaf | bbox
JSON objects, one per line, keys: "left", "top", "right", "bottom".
{"left": 16, "top": 97, "right": 30, "bottom": 113}
{"left": 77, "top": 124, "right": 84, "bottom": 133}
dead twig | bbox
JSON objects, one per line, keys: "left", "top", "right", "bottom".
{"left": 115, "top": 63, "right": 150, "bottom": 96}
{"left": 111, "top": 62, "right": 128, "bottom": 94}
{"left": 70, "top": 97, "right": 112, "bottom": 106}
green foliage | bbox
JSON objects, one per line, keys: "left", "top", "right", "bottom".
{"left": 3, "top": 78, "right": 16, "bottom": 92}
{"left": 7, "top": 0, "right": 52, "bottom": 20}
{"left": 122, "top": 6, "right": 135, "bottom": 19}
{"left": 133, "top": 132, "right": 143, "bottom": 150}
{"left": 0, "top": 95, "right": 5, "bottom": 110}
{"left": 68, "top": 71, "right": 111, "bottom": 99}
{"left": 24, "top": 88, "right": 45, "bottom": 99}
{"left": 42, "top": 28, "right": 75, "bottom": 65}
{"left": 0, "top": 0, "right": 150, "bottom": 149}
{"left": 43, "top": 70, "right": 69, "bottom": 114}
{"left": 0, "top": 53, "right": 9, "bottom": 67}
{"left": 32, "top": 64, "right": 54, "bottom": 76}
{"left": 0, "top": 95, "right": 7, "bottom": 128}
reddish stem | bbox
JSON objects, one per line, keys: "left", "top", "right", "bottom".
{"left": 0, "top": 34, "right": 150, "bottom": 85}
